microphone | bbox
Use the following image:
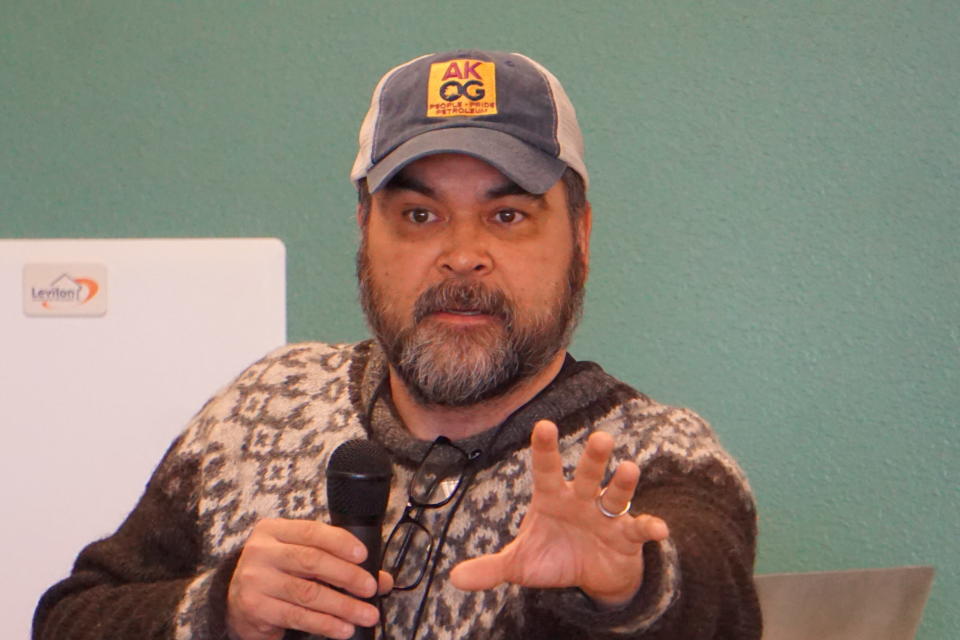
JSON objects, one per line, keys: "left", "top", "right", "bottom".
{"left": 325, "top": 439, "right": 393, "bottom": 640}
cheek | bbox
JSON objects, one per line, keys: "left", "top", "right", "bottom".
{"left": 509, "top": 253, "right": 572, "bottom": 303}
{"left": 365, "top": 238, "right": 402, "bottom": 280}
{"left": 367, "top": 229, "right": 435, "bottom": 276}
{"left": 366, "top": 249, "right": 430, "bottom": 310}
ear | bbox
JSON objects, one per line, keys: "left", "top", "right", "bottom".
{"left": 577, "top": 201, "right": 593, "bottom": 272}
{"left": 356, "top": 202, "right": 365, "bottom": 228}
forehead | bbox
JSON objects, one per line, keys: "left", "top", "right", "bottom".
{"left": 385, "top": 153, "right": 514, "bottom": 191}
{"left": 373, "top": 153, "right": 566, "bottom": 207}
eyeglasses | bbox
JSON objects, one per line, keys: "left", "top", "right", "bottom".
{"left": 381, "top": 436, "right": 480, "bottom": 591}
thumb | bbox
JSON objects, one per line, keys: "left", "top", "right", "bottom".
{"left": 450, "top": 553, "right": 508, "bottom": 591}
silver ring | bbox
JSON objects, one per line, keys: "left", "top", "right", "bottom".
{"left": 596, "top": 486, "right": 631, "bottom": 518}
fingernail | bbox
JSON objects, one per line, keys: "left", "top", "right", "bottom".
{"left": 353, "top": 545, "right": 366, "bottom": 561}
{"left": 362, "top": 606, "right": 379, "bottom": 626}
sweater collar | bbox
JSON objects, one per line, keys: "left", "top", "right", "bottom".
{"left": 347, "top": 339, "right": 636, "bottom": 469}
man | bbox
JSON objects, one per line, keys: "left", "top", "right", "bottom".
{"left": 34, "top": 50, "right": 760, "bottom": 639}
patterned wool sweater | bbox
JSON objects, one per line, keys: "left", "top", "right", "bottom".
{"left": 34, "top": 340, "right": 761, "bottom": 640}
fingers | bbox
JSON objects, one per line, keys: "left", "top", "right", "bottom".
{"left": 572, "top": 430, "right": 614, "bottom": 500}
{"left": 230, "top": 593, "right": 370, "bottom": 640}
{"left": 596, "top": 460, "right": 640, "bottom": 516}
{"left": 626, "top": 514, "right": 670, "bottom": 544}
{"left": 245, "top": 519, "right": 376, "bottom": 597}
{"left": 226, "top": 518, "right": 381, "bottom": 640}
{"left": 271, "top": 518, "right": 369, "bottom": 564}
{"left": 377, "top": 570, "right": 394, "bottom": 596}
{"left": 528, "top": 419, "right": 663, "bottom": 543}
{"left": 569, "top": 428, "right": 640, "bottom": 517}
{"left": 533, "top": 422, "right": 643, "bottom": 512}
{"left": 449, "top": 553, "right": 507, "bottom": 591}
{"left": 233, "top": 569, "right": 379, "bottom": 630}
{"left": 530, "top": 420, "right": 565, "bottom": 494}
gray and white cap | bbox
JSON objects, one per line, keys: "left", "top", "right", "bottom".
{"left": 350, "top": 49, "right": 588, "bottom": 194}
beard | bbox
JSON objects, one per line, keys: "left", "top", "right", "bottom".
{"left": 357, "top": 241, "right": 586, "bottom": 407}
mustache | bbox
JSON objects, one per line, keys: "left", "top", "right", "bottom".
{"left": 413, "top": 280, "right": 512, "bottom": 324}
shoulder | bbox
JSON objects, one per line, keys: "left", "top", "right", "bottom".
{"left": 565, "top": 359, "right": 754, "bottom": 503}
{"left": 562, "top": 358, "right": 726, "bottom": 459}
{"left": 168, "top": 340, "right": 371, "bottom": 459}
{"left": 237, "top": 341, "right": 364, "bottom": 381}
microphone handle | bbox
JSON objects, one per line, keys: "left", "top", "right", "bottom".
{"left": 342, "top": 523, "right": 383, "bottom": 583}
{"left": 342, "top": 524, "right": 382, "bottom": 640}
{"left": 303, "top": 523, "right": 381, "bottom": 640}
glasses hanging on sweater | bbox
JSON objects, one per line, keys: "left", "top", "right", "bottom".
{"left": 381, "top": 436, "right": 480, "bottom": 591}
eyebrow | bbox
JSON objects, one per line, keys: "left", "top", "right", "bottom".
{"left": 484, "top": 180, "right": 545, "bottom": 203}
{"left": 383, "top": 173, "right": 435, "bottom": 198}
{"left": 382, "top": 169, "right": 546, "bottom": 205}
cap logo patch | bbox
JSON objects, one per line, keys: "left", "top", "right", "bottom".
{"left": 427, "top": 59, "right": 497, "bottom": 118}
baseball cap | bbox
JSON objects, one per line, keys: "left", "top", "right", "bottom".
{"left": 350, "top": 50, "right": 588, "bottom": 194}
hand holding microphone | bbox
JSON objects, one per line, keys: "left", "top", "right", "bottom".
{"left": 325, "top": 439, "right": 393, "bottom": 640}
{"left": 225, "top": 440, "right": 392, "bottom": 640}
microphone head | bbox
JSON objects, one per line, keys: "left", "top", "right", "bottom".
{"left": 326, "top": 439, "right": 393, "bottom": 522}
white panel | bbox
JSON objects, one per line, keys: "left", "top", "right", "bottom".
{"left": 0, "top": 238, "right": 286, "bottom": 639}
{"left": 756, "top": 566, "right": 935, "bottom": 639}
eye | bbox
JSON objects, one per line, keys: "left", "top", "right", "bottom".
{"left": 493, "top": 209, "right": 525, "bottom": 224}
{"left": 404, "top": 208, "right": 438, "bottom": 224}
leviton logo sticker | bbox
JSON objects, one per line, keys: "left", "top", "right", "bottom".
{"left": 23, "top": 264, "right": 108, "bottom": 317}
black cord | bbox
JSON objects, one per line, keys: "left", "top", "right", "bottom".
{"left": 405, "top": 462, "right": 478, "bottom": 639}
{"left": 370, "top": 375, "right": 525, "bottom": 640}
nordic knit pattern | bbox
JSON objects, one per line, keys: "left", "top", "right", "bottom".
{"left": 33, "top": 340, "right": 761, "bottom": 640}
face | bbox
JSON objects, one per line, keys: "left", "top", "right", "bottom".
{"left": 357, "top": 154, "right": 590, "bottom": 407}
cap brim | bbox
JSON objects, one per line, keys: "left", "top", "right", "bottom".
{"left": 365, "top": 128, "right": 567, "bottom": 195}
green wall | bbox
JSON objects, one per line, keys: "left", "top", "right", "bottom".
{"left": 3, "top": 1, "right": 957, "bottom": 636}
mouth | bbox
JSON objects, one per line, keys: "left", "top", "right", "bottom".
{"left": 426, "top": 308, "right": 498, "bottom": 325}
{"left": 412, "top": 281, "right": 511, "bottom": 326}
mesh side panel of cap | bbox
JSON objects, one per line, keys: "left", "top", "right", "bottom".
{"left": 350, "top": 54, "right": 431, "bottom": 184}
{"left": 513, "top": 53, "right": 589, "bottom": 189}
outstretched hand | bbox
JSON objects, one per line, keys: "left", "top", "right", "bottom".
{"left": 449, "top": 420, "right": 669, "bottom": 608}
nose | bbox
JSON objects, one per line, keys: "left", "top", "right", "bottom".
{"left": 438, "top": 222, "right": 492, "bottom": 277}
